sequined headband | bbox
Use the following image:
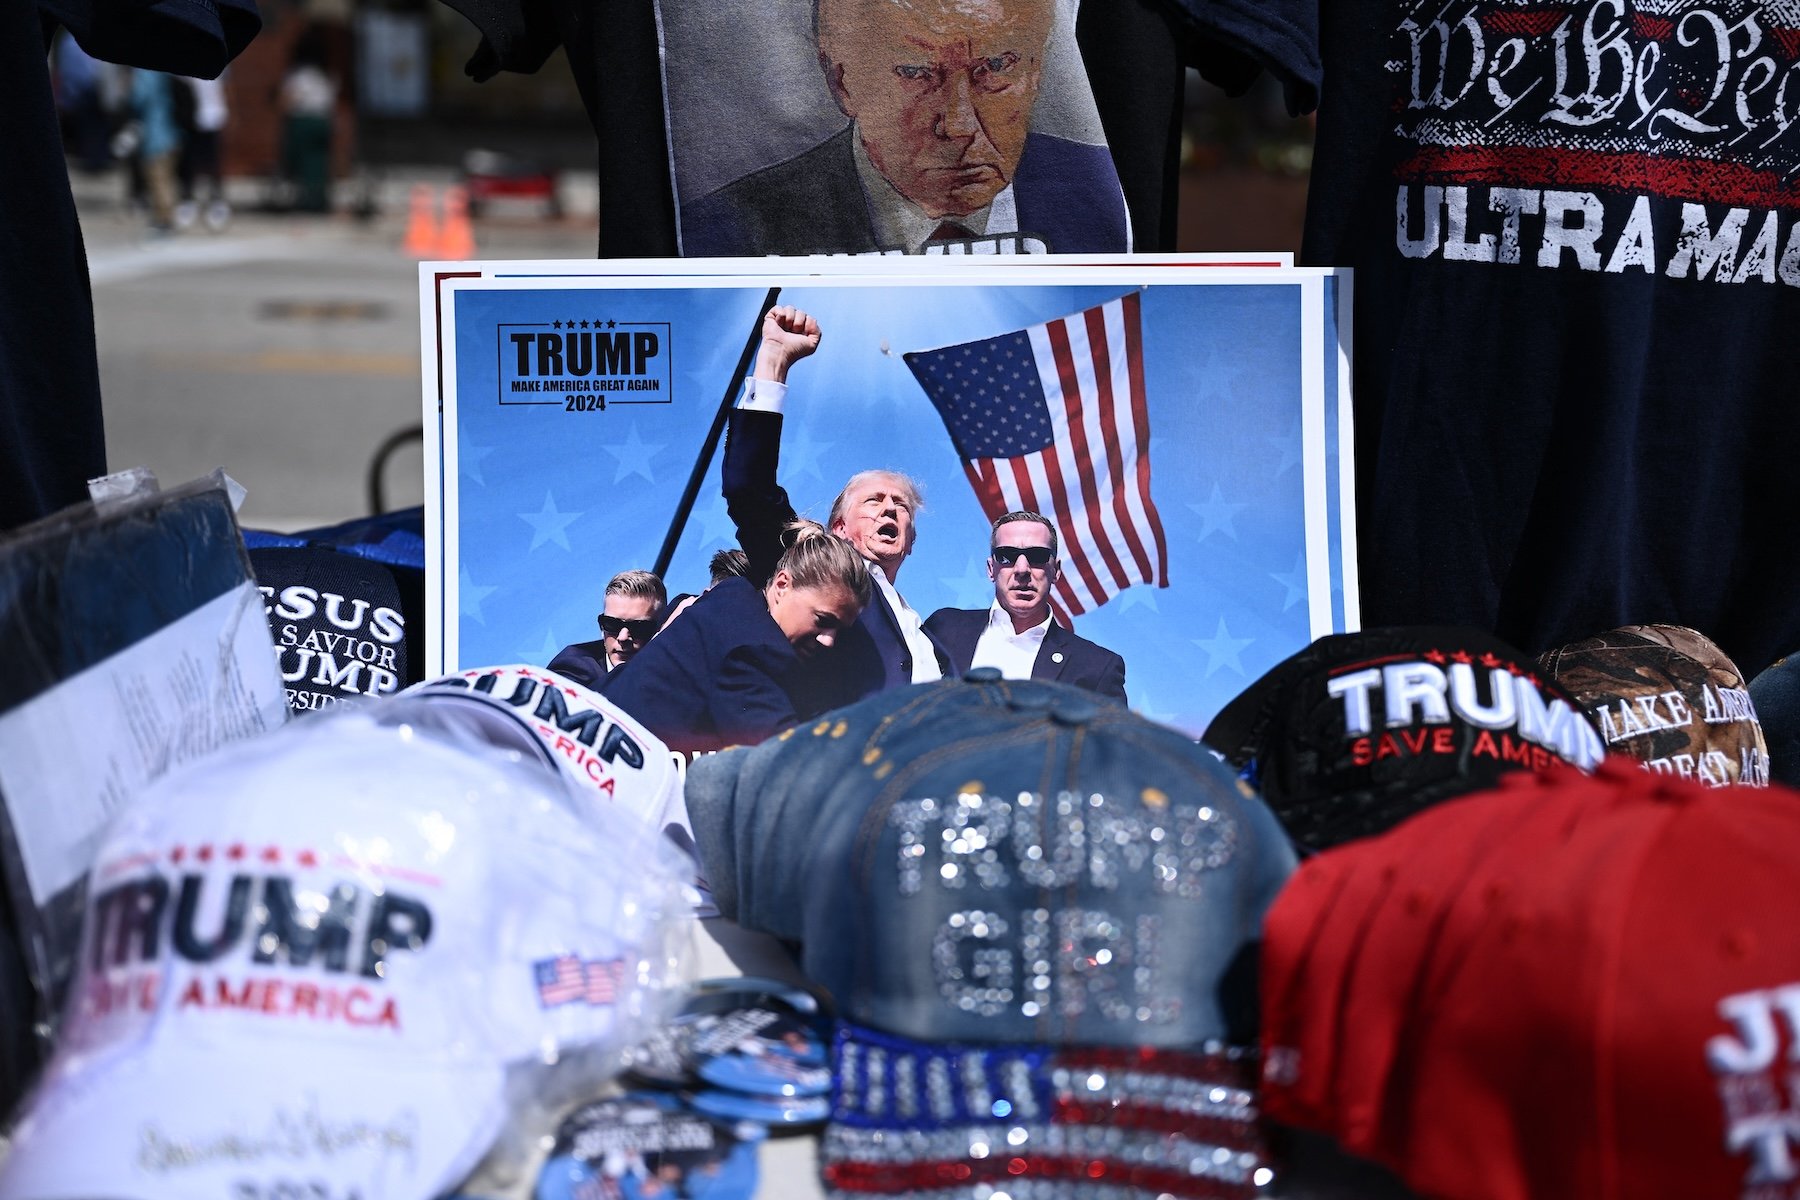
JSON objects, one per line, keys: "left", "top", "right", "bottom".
{"left": 820, "top": 1021, "right": 1272, "bottom": 1199}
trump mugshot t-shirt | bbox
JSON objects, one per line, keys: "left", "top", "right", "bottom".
{"left": 431, "top": 0, "right": 1209, "bottom": 255}
{"left": 1181, "top": 0, "right": 1800, "bottom": 677}
{"left": 657, "top": 0, "right": 1129, "bottom": 256}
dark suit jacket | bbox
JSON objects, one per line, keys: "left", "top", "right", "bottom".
{"left": 598, "top": 579, "right": 799, "bottom": 754}
{"left": 721, "top": 407, "right": 949, "bottom": 716}
{"left": 551, "top": 596, "right": 696, "bottom": 690}
{"left": 548, "top": 639, "right": 609, "bottom": 690}
{"left": 923, "top": 606, "right": 1127, "bottom": 704}
{"left": 681, "top": 127, "right": 1130, "bottom": 257}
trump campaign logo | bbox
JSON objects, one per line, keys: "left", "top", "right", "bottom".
{"left": 497, "top": 315, "right": 673, "bottom": 413}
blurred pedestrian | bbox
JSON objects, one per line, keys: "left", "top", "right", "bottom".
{"left": 176, "top": 74, "right": 230, "bottom": 231}
{"left": 279, "top": 30, "right": 334, "bottom": 212}
{"left": 128, "top": 69, "right": 182, "bottom": 233}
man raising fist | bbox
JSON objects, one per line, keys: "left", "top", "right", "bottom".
{"left": 722, "top": 304, "right": 948, "bottom": 715}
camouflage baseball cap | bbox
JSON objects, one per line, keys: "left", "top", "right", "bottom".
{"left": 1537, "top": 624, "right": 1769, "bottom": 787}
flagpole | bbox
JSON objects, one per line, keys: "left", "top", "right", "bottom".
{"left": 652, "top": 286, "right": 781, "bottom": 580}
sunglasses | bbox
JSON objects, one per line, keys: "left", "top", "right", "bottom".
{"left": 598, "top": 615, "right": 659, "bottom": 640}
{"left": 991, "top": 545, "right": 1056, "bottom": 568}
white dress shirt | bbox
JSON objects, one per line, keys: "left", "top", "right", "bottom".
{"left": 970, "top": 603, "right": 1051, "bottom": 680}
{"left": 871, "top": 562, "right": 942, "bottom": 683}
{"left": 738, "top": 376, "right": 787, "bottom": 412}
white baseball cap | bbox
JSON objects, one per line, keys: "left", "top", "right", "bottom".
{"left": 0, "top": 699, "right": 694, "bottom": 1200}
{"left": 404, "top": 664, "right": 691, "bottom": 845}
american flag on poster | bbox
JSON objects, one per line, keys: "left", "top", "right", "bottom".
{"left": 904, "top": 291, "right": 1168, "bottom": 618}
{"left": 534, "top": 954, "right": 587, "bottom": 1008}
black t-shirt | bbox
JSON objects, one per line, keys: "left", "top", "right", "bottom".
{"left": 1170, "top": 0, "right": 1800, "bottom": 675}
{"left": 1, "top": 3, "right": 104, "bottom": 532}
{"left": 3, "top": 0, "right": 257, "bottom": 534}
{"left": 441, "top": 0, "right": 1206, "bottom": 255}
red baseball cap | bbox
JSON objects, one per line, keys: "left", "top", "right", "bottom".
{"left": 1262, "top": 772, "right": 1532, "bottom": 1149}
{"left": 1262, "top": 757, "right": 1800, "bottom": 1200}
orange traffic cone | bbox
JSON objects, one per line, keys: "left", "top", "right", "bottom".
{"left": 400, "top": 184, "right": 439, "bottom": 258}
{"left": 437, "top": 184, "right": 476, "bottom": 260}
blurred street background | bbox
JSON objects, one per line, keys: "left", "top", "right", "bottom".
{"left": 62, "top": 2, "right": 1312, "bottom": 533}
{"left": 80, "top": 169, "right": 594, "bottom": 531}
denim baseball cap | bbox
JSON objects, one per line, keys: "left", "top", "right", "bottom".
{"left": 685, "top": 674, "right": 1297, "bottom": 1197}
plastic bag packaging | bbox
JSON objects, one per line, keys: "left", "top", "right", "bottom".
{"left": 0, "top": 693, "right": 695, "bottom": 1200}
{"left": 0, "top": 469, "right": 285, "bottom": 1089}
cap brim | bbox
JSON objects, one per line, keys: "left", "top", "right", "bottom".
{"left": 683, "top": 745, "right": 754, "bottom": 924}
{"left": 1200, "top": 652, "right": 1301, "bottom": 766}
{"left": 0, "top": 1038, "right": 507, "bottom": 1199}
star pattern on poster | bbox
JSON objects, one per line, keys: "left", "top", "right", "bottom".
{"left": 520, "top": 626, "right": 564, "bottom": 667}
{"left": 602, "top": 423, "right": 665, "bottom": 484}
{"left": 781, "top": 425, "right": 834, "bottom": 484}
{"left": 1190, "top": 484, "right": 1247, "bottom": 543}
{"left": 1128, "top": 687, "right": 1171, "bottom": 725}
{"left": 518, "top": 491, "right": 581, "bottom": 552}
{"left": 1118, "top": 585, "right": 1160, "bottom": 614}
{"left": 1268, "top": 424, "right": 1303, "bottom": 476}
{"left": 938, "top": 554, "right": 996, "bottom": 609}
{"left": 460, "top": 566, "right": 498, "bottom": 624}
{"left": 1195, "top": 345, "right": 1249, "bottom": 407}
{"left": 1271, "top": 553, "right": 1307, "bottom": 612}
{"left": 1193, "top": 617, "right": 1253, "bottom": 678}
{"left": 460, "top": 438, "right": 495, "bottom": 487}
{"left": 694, "top": 494, "right": 740, "bottom": 549}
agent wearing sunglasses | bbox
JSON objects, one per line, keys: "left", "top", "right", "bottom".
{"left": 924, "top": 512, "right": 1126, "bottom": 702}
{"left": 548, "top": 569, "right": 667, "bottom": 688}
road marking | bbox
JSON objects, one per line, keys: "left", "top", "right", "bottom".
{"left": 147, "top": 349, "right": 419, "bottom": 377}
{"left": 88, "top": 235, "right": 330, "bottom": 285}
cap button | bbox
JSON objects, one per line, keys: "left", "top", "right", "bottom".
{"left": 963, "top": 667, "right": 1004, "bottom": 684}
{"left": 1048, "top": 694, "right": 1099, "bottom": 725}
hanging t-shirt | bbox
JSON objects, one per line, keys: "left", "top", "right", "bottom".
{"left": 1180, "top": 0, "right": 1800, "bottom": 676}
{"left": 658, "top": 0, "right": 1129, "bottom": 256}
{"left": 1, "top": 6, "right": 104, "bottom": 533}
{"left": 3, "top": 0, "right": 258, "bottom": 534}
{"left": 437, "top": 0, "right": 1206, "bottom": 255}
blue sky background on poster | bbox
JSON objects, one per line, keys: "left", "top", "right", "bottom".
{"left": 433, "top": 268, "right": 1349, "bottom": 736}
